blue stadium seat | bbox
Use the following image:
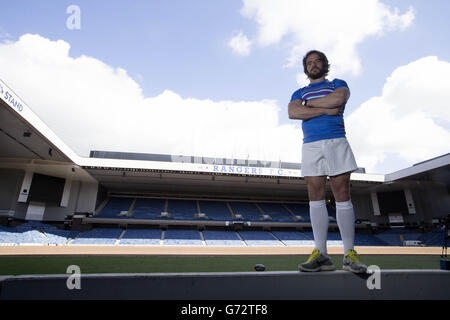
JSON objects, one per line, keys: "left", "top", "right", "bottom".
{"left": 132, "top": 198, "right": 166, "bottom": 219}
{"left": 229, "top": 202, "right": 262, "bottom": 221}
{"left": 0, "top": 226, "right": 47, "bottom": 245}
{"left": 96, "top": 197, "right": 134, "bottom": 218}
{"left": 16, "top": 221, "right": 58, "bottom": 230}
{"left": 198, "top": 201, "right": 233, "bottom": 221}
{"left": 0, "top": 222, "right": 78, "bottom": 245}
{"left": 374, "top": 229, "right": 406, "bottom": 246}
{"left": 257, "top": 203, "right": 296, "bottom": 222}
{"left": 354, "top": 233, "right": 389, "bottom": 246}
{"left": 271, "top": 230, "right": 314, "bottom": 246}
{"left": 202, "top": 230, "right": 243, "bottom": 246}
{"left": 419, "top": 228, "right": 444, "bottom": 246}
{"left": 167, "top": 199, "right": 198, "bottom": 220}
{"left": 163, "top": 229, "right": 203, "bottom": 246}
{"left": 43, "top": 229, "right": 80, "bottom": 245}
{"left": 237, "top": 230, "right": 283, "bottom": 246}
{"left": 119, "top": 229, "right": 162, "bottom": 245}
{"left": 284, "top": 203, "right": 311, "bottom": 222}
{"left": 327, "top": 231, "right": 343, "bottom": 246}
{"left": 70, "top": 228, "right": 123, "bottom": 245}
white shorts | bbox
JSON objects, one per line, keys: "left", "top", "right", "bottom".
{"left": 301, "top": 137, "right": 358, "bottom": 177}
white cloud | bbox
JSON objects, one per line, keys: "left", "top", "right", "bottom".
{"left": 228, "top": 31, "right": 252, "bottom": 56}
{"left": 237, "top": 0, "right": 415, "bottom": 78}
{"left": 346, "top": 56, "right": 450, "bottom": 173}
{"left": 5, "top": 34, "right": 446, "bottom": 176}
{"left": 0, "top": 34, "right": 301, "bottom": 163}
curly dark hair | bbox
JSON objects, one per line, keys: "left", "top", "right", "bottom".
{"left": 302, "top": 50, "right": 330, "bottom": 78}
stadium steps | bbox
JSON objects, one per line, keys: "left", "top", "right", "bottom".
{"left": 196, "top": 200, "right": 202, "bottom": 217}
{"left": 284, "top": 203, "right": 310, "bottom": 222}
{"left": 283, "top": 205, "right": 302, "bottom": 221}
{"left": 128, "top": 199, "right": 137, "bottom": 217}
{"left": 234, "top": 231, "right": 248, "bottom": 246}
{"left": 255, "top": 203, "right": 272, "bottom": 221}
{"left": 271, "top": 230, "right": 315, "bottom": 246}
{"left": 226, "top": 202, "right": 237, "bottom": 219}
{"left": 419, "top": 229, "right": 444, "bottom": 247}
{"left": 269, "top": 231, "right": 287, "bottom": 246}
{"left": 95, "top": 197, "right": 134, "bottom": 218}
{"left": 237, "top": 230, "right": 283, "bottom": 246}
{"left": 116, "top": 229, "right": 127, "bottom": 245}
{"left": 197, "top": 200, "right": 233, "bottom": 221}
{"left": 161, "top": 230, "right": 166, "bottom": 245}
{"left": 199, "top": 230, "right": 206, "bottom": 246}
{"left": 229, "top": 202, "right": 263, "bottom": 221}
{"left": 95, "top": 198, "right": 109, "bottom": 216}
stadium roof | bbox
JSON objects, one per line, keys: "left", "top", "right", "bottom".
{"left": 1, "top": 78, "right": 448, "bottom": 195}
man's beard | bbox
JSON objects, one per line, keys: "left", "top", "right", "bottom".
{"left": 307, "top": 67, "right": 327, "bottom": 80}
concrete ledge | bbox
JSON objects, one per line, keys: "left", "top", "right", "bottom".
{"left": 1, "top": 270, "right": 449, "bottom": 300}
{"left": 0, "top": 245, "right": 443, "bottom": 255}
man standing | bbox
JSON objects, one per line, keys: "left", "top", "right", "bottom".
{"left": 288, "top": 50, "right": 367, "bottom": 273}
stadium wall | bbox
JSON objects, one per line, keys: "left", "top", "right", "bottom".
{"left": 39, "top": 180, "right": 98, "bottom": 221}
{"left": 0, "top": 168, "right": 98, "bottom": 222}
{"left": 411, "top": 183, "right": 449, "bottom": 223}
{"left": 0, "top": 169, "right": 24, "bottom": 213}
{"left": 1, "top": 165, "right": 448, "bottom": 228}
{"left": 351, "top": 193, "right": 374, "bottom": 222}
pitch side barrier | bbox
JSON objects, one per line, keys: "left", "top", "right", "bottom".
{"left": 1, "top": 270, "right": 449, "bottom": 300}
{"left": 75, "top": 216, "right": 371, "bottom": 232}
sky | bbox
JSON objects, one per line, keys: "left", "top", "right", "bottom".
{"left": 0, "top": 0, "right": 449, "bottom": 174}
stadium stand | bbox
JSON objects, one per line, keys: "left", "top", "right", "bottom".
{"left": 0, "top": 222, "right": 78, "bottom": 246}
{"left": 372, "top": 227, "right": 445, "bottom": 247}
{"left": 163, "top": 229, "right": 203, "bottom": 246}
{"left": 373, "top": 229, "right": 408, "bottom": 246}
{"left": 96, "top": 197, "right": 133, "bottom": 218}
{"left": 16, "top": 221, "right": 59, "bottom": 230}
{"left": 198, "top": 200, "right": 232, "bottom": 221}
{"left": 326, "top": 231, "right": 343, "bottom": 246}
{"left": 132, "top": 198, "right": 166, "bottom": 219}
{"left": 119, "top": 228, "right": 162, "bottom": 245}
{"left": 327, "top": 205, "right": 337, "bottom": 220}
{"left": 354, "top": 233, "right": 389, "bottom": 246}
{"left": 42, "top": 229, "right": 80, "bottom": 246}
{"left": 202, "top": 230, "right": 244, "bottom": 246}
{"left": 167, "top": 199, "right": 199, "bottom": 220}
{"left": 284, "top": 203, "right": 310, "bottom": 222}
{"left": 418, "top": 228, "right": 444, "bottom": 246}
{"left": 0, "top": 220, "right": 445, "bottom": 247}
{"left": 257, "top": 203, "right": 296, "bottom": 222}
{"left": 69, "top": 228, "right": 123, "bottom": 245}
{"left": 271, "top": 230, "right": 315, "bottom": 246}
{"left": 229, "top": 202, "right": 263, "bottom": 221}
{"left": 0, "top": 226, "right": 47, "bottom": 245}
{"left": 237, "top": 230, "right": 284, "bottom": 246}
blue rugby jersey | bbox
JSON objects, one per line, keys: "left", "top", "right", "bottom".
{"left": 290, "top": 78, "right": 349, "bottom": 143}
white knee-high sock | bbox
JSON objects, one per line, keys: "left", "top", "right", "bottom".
{"left": 336, "top": 200, "right": 355, "bottom": 255}
{"left": 309, "top": 200, "right": 329, "bottom": 255}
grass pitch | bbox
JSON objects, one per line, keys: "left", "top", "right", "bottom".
{"left": 0, "top": 254, "right": 442, "bottom": 275}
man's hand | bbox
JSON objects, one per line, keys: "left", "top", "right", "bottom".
{"left": 326, "top": 107, "right": 342, "bottom": 116}
{"left": 289, "top": 100, "right": 331, "bottom": 120}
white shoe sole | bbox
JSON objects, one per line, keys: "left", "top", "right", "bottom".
{"left": 342, "top": 265, "right": 367, "bottom": 274}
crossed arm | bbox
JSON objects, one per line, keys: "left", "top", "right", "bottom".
{"left": 288, "top": 87, "right": 350, "bottom": 120}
